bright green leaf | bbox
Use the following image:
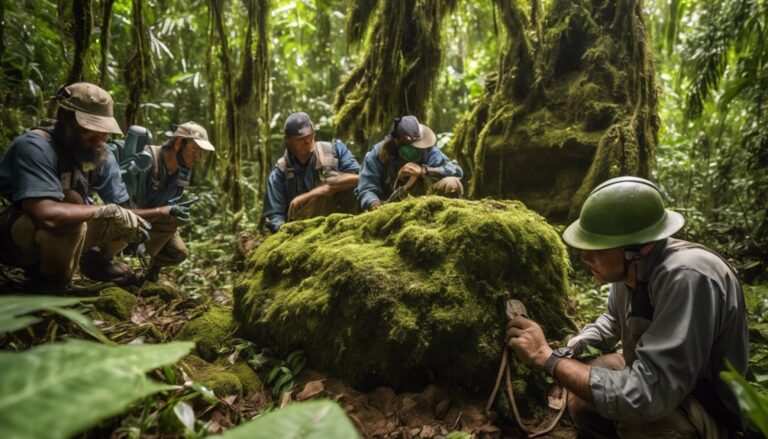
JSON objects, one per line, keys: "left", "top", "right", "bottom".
{"left": 0, "top": 340, "right": 194, "bottom": 439}
{"left": 0, "top": 295, "right": 82, "bottom": 334}
{"left": 216, "top": 400, "right": 358, "bottom": 439}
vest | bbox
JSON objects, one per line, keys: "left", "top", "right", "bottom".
{"left": 277, "top": 141, "right": 339, "bottom": 187}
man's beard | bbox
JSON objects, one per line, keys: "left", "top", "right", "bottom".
{"left": 72, "top": 143, "right": 110, "bottom": 171}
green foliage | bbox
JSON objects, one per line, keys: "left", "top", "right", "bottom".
{"left": 0, "top": 295, "right": 112, "bottom": 344}
{"left": 216, "top": 400, "right": 358, "bottom": 439}
{"left": 0, "top": 339, "right": 193, "bottom": 439}
{"left": 721, "top": 362, "right": 768, "bottom": 435}
{"left": 264, "top": 350, "right": 306, "bottom": 397}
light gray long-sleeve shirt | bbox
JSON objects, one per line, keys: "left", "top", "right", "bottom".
{"left": 570, "top": 238, "right": 749, "bottom": 427}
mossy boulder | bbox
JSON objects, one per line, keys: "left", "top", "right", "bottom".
{"left": 181, "top": 355, "right": 262, "bottom": 397}
{"left": 175, "top": 307, "right": 236, "bottom": 362}
{"left": 234, "top": 197, "right": 574, "bottom": 391}
{"left": 141, "top": 282, "right": 181, "bottom": 302}
{"left": 93, "top": 287, "right": 136, "bottom": 322}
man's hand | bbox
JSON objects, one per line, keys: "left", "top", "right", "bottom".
{"left": 396, "top": 162, "right": 425, "bottom": 181}
{"left": 92, "top": 204, "right": 152, "bottom": 243}
{"left": 368, "top": 200, "right": 382, "bottom": 211}
{"left": 506, "top": 317, "right": 553, "bottom": 369}
{"left": 288, "top": 192, "right": 314, "bottom": 220}
{"left": 169, "top": 205, "right": 190, "bottom": 223}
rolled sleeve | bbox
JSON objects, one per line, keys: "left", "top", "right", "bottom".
{"left": 589, "top": 268, "right": 720, "bottom": 424}
{"left": 335, "top": 141, "right": 360, "bottom": 174}
{"left": 424, "top": 148, "right": 463, "bottom": 178}
{"left": 262, "top": 167, "right": 288, "bottom": 233}
{"left": 356, "top": 150, "right": 385, "bottom": 209}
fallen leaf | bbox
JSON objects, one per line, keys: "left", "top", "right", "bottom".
{"left": 296, "top": 379, "right": 325, "bottom": 401}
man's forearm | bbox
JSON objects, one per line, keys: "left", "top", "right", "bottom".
{"left": 132, "top": 206, "right": 168, "bottom": 220}
{"left": 324, "top": 173, "right": 359, "bottom": 193}
{"left": 553, "top": 359, "right": 593, "bottom": 402}
{"left": 22, "top": 198, "right": 100, "bottom": 229}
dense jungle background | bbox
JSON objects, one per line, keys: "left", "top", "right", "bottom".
{"left": 1, "top": 0, "right": 768, "bottom": 437}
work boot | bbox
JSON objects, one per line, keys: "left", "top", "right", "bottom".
{"left": 145, "top": 264, "right": 161, "bottom": 283}
{"left": 79, "top": 249, "right": 142, "bottom": 286}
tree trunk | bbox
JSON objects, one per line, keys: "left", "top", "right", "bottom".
{"left": 211, "top": 0, "right": 243, "bottom": 213}
{"left": 124, "top": 0, "right": 151, "bottom": 127}
{"left": 65, "top": 0, "right": 92, "bottom": 84}
{"left": 333, "top": 0, "right": 458, "bottom": 149}
{"left": 98, "top": 0, "right": 115, "bottom": 87}
{"left": 452, "top": 0, "right": 659, "bottom": 222}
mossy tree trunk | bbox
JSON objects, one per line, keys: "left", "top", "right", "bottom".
{"left": 333, "top": 0, "right": 457, "bottom": 152}
{"left": 452, "top": 0, "right": 659, "bottom": 222}
{"left": 98, "top": 0, "right": 114, "bottom": 87}
{"left": 124, "top": 0, "right": 151, "bottom": 127}
{"left": 211, "top": 0, "right": 243, "bottom": 213}
{"left": 65, "top": 0, "right": 92, "bottom": 85}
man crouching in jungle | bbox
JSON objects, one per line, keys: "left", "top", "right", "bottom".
{"left": 507, "top": 176, "right": 750, "bottom": 438}
{"left": 0, "top": 82, "right": 150, "bottom": 289}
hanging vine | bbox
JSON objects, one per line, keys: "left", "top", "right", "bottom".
{"left": 124, "top": 0, "right": 151, "bottom": 127}
{"left": 333, "top": 0, "right": 458, "bottom": 148}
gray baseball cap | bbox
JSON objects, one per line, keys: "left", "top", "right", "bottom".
{"left": 395, "top": 115, "right": 436, "bottom": 149}
{"left": 55, "top": 82, "right": 123, "bottom": 135}
{"left": 173, "top": 121, "right": 215, "bottom": 151}
{"left": 284, "top": 112, "right": 315, "bottom": 137}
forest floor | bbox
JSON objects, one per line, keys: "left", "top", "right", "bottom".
{"left": 1, "top": 228, "right": 766, "bottom": 438}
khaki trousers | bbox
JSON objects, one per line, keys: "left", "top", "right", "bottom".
{"left": 568, "top": 353, "right": 728, "bottom": 439}
{"left": 2, "top": 205, "right": 129, "bottom": 284}
{"left": 144, "top": 215, "right": 187, "bottom": 267}
{"left": 406, "top": 175, "right": 464, "bottom": 198}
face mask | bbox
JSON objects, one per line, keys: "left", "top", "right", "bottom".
{"left": 399, "top": 144, "right": 422, "bottom": 162}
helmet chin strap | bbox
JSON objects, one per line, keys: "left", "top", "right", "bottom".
{"left": 622, "top": 246, "right": 643, "bottom": 280}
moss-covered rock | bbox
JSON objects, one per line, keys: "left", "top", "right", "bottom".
{"left": 175, "top": 307, "right": 236, "bottom": 362}
{"left": 234, "top": 197, "right": 574, "bottom": 393}
{"left": 180, "top": 355, "right": 262, "bottom": 397}
{"left": 141, "top": 282, "right": 181, "bottom": 302}
{"left": 93, "top": 287, "right": 136, "bottom": 321}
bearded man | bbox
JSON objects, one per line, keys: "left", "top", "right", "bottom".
{"left": 0, "top": 82, "right": 150, "bottom": 288}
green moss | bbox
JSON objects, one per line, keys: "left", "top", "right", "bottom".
{"left": 223, "top": 361, "right": 262, "bottom": 395}
{"left": 181, "top": 355, "right": 262, "bottom": 397}
{"left": 175, "top": 307, "right": 236, "bottom": 362}
{"left": 234, "top": 197, "right": 574, "bottom": 395}
{"left": 94, "top": 287, "right": 136, "bottom": 321}
{"left": 141, "top": 282, "right": 181, "bottom": 302}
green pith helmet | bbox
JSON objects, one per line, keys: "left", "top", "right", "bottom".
{"left": 563, "top": 176, "right": 685, "bottom": 250}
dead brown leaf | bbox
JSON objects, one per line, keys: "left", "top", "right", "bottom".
{"left": 296, "top": 379, "right": 325, "bottom": 401}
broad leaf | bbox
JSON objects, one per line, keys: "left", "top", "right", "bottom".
{"left": 721, "top": 365, "right": 768, "bottom": 435}
{"left": 217, "top": 400, "right": 358, "bottom": 439}
{"left": 0, "top": 295, "right": 82, "bottom": 334}
{"left": 0, "top": 339, "right": 194, "bottom": 439}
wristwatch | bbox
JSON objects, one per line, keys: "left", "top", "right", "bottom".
{"left": 544, "top": 346, "right": 575, "bottom": 377}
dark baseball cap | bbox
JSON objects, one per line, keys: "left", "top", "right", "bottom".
{"left": 284, "top": 112, "right": 315, "bottom": 137}
{"left": 55, "top": 82, "right": 123, "bottom": 135}
{"left": 395, "top": 115, "right": 436, "bottom": 148}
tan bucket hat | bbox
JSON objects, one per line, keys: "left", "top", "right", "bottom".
{"left": 173, "top": 121, "right": 215, "bottom": 151}
{"left": 55, "top": 82, "right": 123, "bottom": 135}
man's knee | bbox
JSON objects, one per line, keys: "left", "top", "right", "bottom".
{"left": 432, "top": 176, "right": 464, "bottom": 198}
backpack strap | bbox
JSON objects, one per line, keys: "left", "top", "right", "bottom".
{"left": 314, "top": 141, "right": 339, "bottom": 183}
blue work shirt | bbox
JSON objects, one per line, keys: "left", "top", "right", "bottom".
{"left": 262, "top": 140, "right": 360, "bottom": 233}
{"left": 0, "top": 130, "right": 129, "bottom": 206}
{"left": 356, "top": 140, "right": 463, "bottom": 210}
